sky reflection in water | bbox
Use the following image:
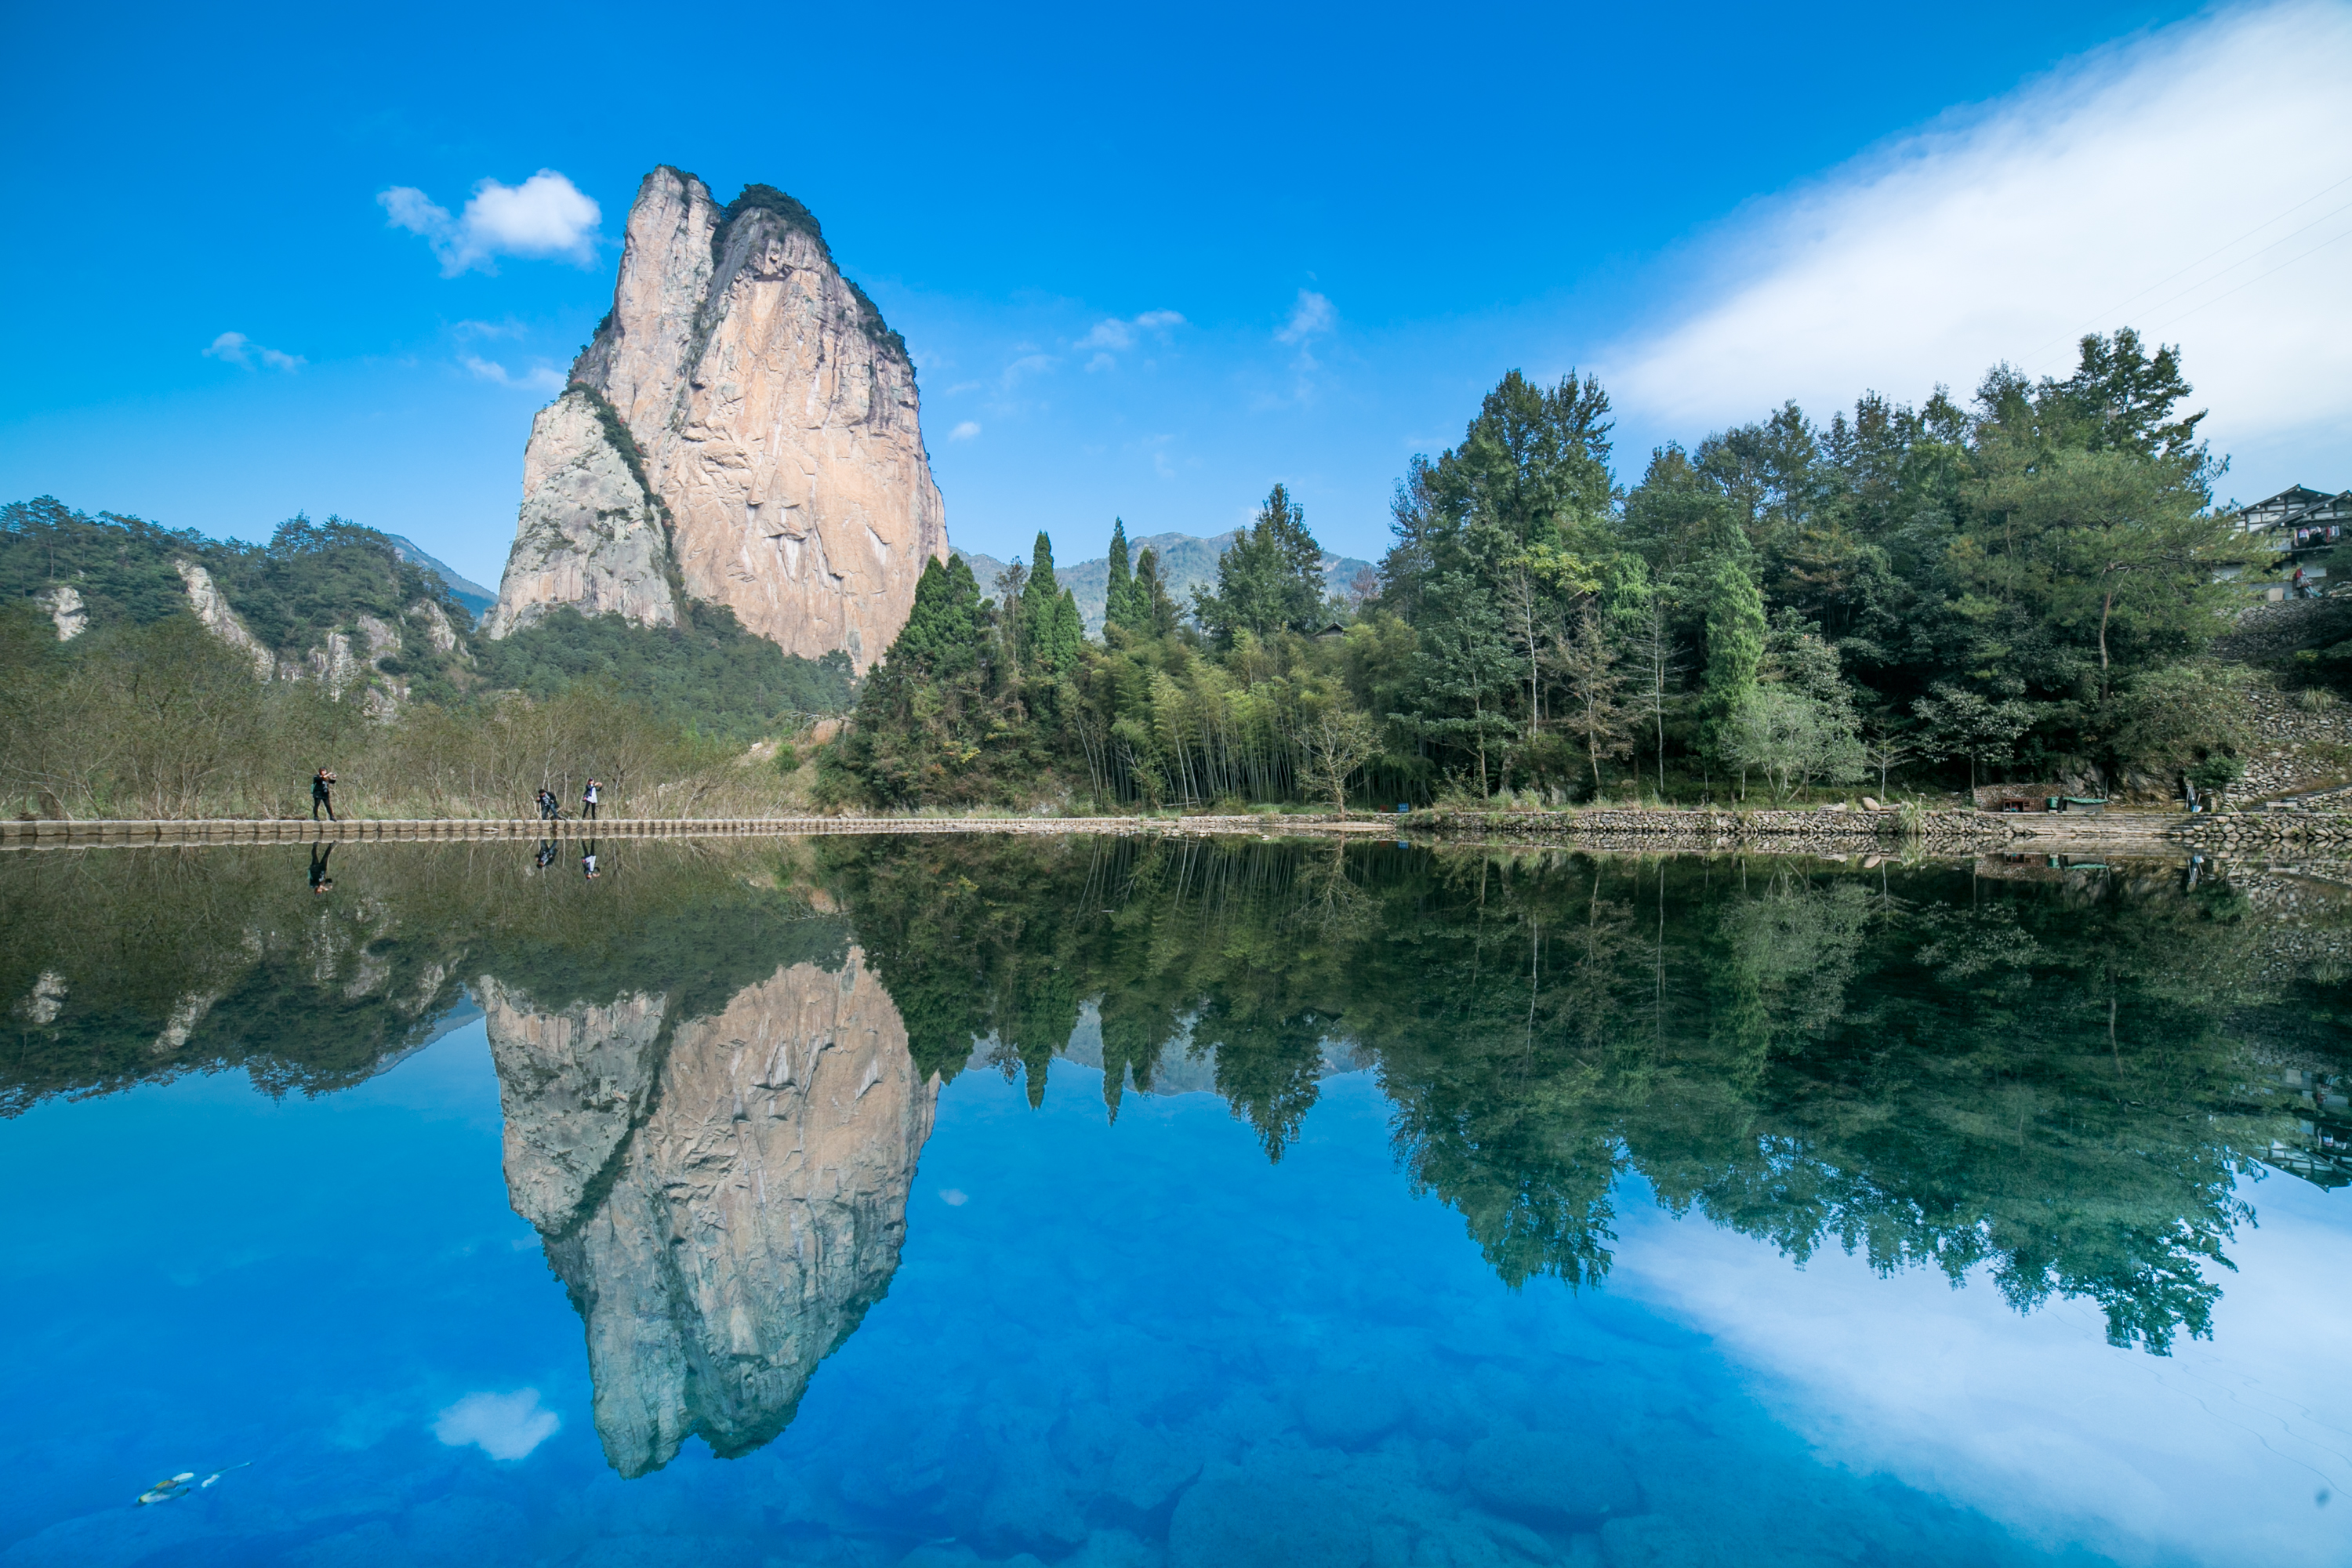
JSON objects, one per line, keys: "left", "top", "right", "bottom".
{"left": 0, "top": 835, "right": 2347, "bottom": 1568}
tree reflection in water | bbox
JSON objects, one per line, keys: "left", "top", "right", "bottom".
{"left": 833, "top": 836, "right": 2339, "bottom": 1354}
{"left": 4, "top": 833, "right": 2345, "bottom": 1479}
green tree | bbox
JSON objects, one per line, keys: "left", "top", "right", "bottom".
{"left": 1960, "top": 447, "right": 2249, "bottom": 701}
{"left": 1018, "top": 533, "right": 1082, "bottom": 676}
{"left": 1381, "top": 372, "right": 1617, "bottom": 611}
{"left": 1193, "top": 484, "right": 1327, "bottom": 646}
{"left": 1547, "top": 602, "right": 1634, "bottom": 796}
{"left": 1133, "top": 546, "right": 1182, "bottom": 638}
{"left": 1912, "top": 684, "right": 2037, "bottom": 792}
{"left": 1406, "top": 572, "right": 1519, "bottom": 797}
{"left": 1104, "top": 518, "right": 1138, "bottom": 634}
{"left": 1722, "top": 687, "right": 1863, "bottom": 802}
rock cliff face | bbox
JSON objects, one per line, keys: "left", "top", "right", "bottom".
{"left": 477, "top": 390, "right": 679, "bottom": 637}
{"left": 488, "top": 950, "right": 937, "bottom": 1476}
{"left": 485, "top": 168, "right": 949, "bottom": 670}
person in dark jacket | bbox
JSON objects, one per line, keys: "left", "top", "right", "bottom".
{"left": 311, "top": 768, "right": 337, "bottom": 822}
{"left": 308, "top": 841, "right": 335, "bottom": 894}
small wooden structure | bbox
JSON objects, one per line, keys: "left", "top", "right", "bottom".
{"left": 1971, "top": 783, "right": 2107, "bottom": 815}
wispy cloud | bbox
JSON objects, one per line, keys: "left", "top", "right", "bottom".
{"left": 1076, "top": 309, "right": 1187, "bottom": 354}
{"left": 202, "top": 331, "right": 305, "bottom": 372}
{"left": 463, "top": 355, "right": 564, "bottom": 392}
{"left": 948, "top": 420, "right": 982, "bottom": 441}
{"left": 1601, "top": 1, "right": 2352, "bottom": 466}
{"left": 433, "top": 1389, "right": 560, "bottom": 1461}
{"left": 452, "top": 318, "right": 529, "bottom": 340}
{"left": 1276, "top": 290, "right": 1334, "bottom": 345}
{"left": 997, "top": 352, "right": 1058, "bottom": 393}
{"left": 379, "top": 170, "right": 602, "bottom": 277}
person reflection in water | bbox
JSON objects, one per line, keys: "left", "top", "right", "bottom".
{"left": 307, "top": 841, "right": 335, "bottom": 895}
{"left": 581, "top": 841, "right": 601, "bottom": 880}
{"left": 534, "top": 839, "right": 559, "bottom": 872}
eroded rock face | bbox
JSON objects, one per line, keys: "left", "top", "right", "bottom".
{"left": 172, "top": 560, "right": 274, "bottom": 678}
{"left": 39, "top": 584, "right": 86, "bottom": 641}
{"left": 486, "top": 168, "right": 948, "bottom": 670}
{"left": 492, "top": 949, "right": 936, "bottom": 1476}
{"left": 408, "top": 599, "right": 462, "bottom": 654}
{"left": 479, "top": 390, "right": 679, "bottom": 637}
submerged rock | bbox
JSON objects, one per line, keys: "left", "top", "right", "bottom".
{"left": 1464, "top": 1430, "right": 1640, "bottom": 1523}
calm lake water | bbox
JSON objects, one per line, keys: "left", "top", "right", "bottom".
{"left": 3, "top": 835, "right": 2350, "bottom": 1568}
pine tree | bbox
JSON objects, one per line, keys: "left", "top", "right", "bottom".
{"left": 1192, "top": 484, "right": 1326, "bottom": 646}
{"left": 1105, "top": 518, "right": 1136, "bottom": 633}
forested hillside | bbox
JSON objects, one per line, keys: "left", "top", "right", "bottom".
{"left": 0, "top": 499, "right": 856, "bottom": 818}
{"left": 833, "top": 330, "right": 2320, "bottom": 811}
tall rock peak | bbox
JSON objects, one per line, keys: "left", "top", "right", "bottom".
{"left": 486, "top": 166, "right": 948, "bottom": 669}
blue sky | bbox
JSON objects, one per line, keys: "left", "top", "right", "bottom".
{"left": 4, "top": 0, "right": 2347, "bottom": 587}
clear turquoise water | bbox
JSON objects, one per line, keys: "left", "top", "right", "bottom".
{"left": 2, "top": 837, "right": 2348, "bottom": 1568}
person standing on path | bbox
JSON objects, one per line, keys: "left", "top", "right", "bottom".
{"left": 311, "top": 768, "right": 337, "bottom": 822}
{"left": 582, "top": 778, "right": 601, "bottom": 821}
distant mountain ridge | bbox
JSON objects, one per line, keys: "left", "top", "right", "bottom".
{"left": 954, "top": 531, "right": 1376, "bottom": 635}
{"left": 383, "top": 535, "right": 496, "bottom": 621}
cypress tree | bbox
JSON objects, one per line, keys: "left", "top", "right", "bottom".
{"left": 1701, "top": 551, "right": 1765, "bottom": 714}
{"left": 1105, "top": 518, "right": 1135, "bottom": 633}
{"left": 1051, "top": 589, "right": 1083, "bottom": 673}
{"left": 1021, "top": 532, "right": 1060, "bottom": 673}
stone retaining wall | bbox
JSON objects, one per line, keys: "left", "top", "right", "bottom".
{"left": 2175, "top": 811, "right": 2352, "bottom": 846}
{"left": 1412, "top": 807, "right": 2011, "bottom": 851}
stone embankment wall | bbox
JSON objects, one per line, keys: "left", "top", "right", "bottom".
{"left": 1413, "top": 807, "right": 2009, "bottom": 851}
{"left": 2176, "top": 811, "right": 2352, "bottom": 847}
{"left": 2230, "top": 688, "right": 2352, "bottom": 800}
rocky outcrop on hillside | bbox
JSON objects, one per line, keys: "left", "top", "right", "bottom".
{"left": 491, "top": 950, "right": 937, "bottom": 1475}
{"left": 173, "top": 560, "right": 276, "bottom": 678}
{"left": 486, "top": 167, "right": 949, "bottom": 670}
{"left": 172, "top": 557, "right": 423, "bottom": 712}
{"left": 477, "top": 390, "right": 679, "bottom": 637}
{"left": 38, "top": 584, "right": 86, "bottom": 640}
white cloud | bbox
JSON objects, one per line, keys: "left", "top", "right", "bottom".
{"left": 379, "top": 170, "right": 602, "bottom": 277}
{"left": 432, "top": 1389, "right": 559, "bottom": 1461}
{"left": 452, "top": 318, "right": 528, "bottom": 340}
{"left": 949, "top": 420, "right": 982, "bottom": 441}
{"left": 1613, "top": 1174, "right": 2352, "bottom": 1568}
{"left": 1276, "top": 290, "right": 1335, "bottom": 343}
{"left": 1602, "top": 0, "right": 2352, "bottom": 474}
{"left": 1076, "top": 309, "right": 1189, "bottom": 351}
{"left": 1085, "top": 352, "right": 1116, "bottom": 374}
{"left": 462, "top": 355, "right": 564, "bottom": 392}
{"left": 202, "top": 331, "right": 305, "bottom": 372}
